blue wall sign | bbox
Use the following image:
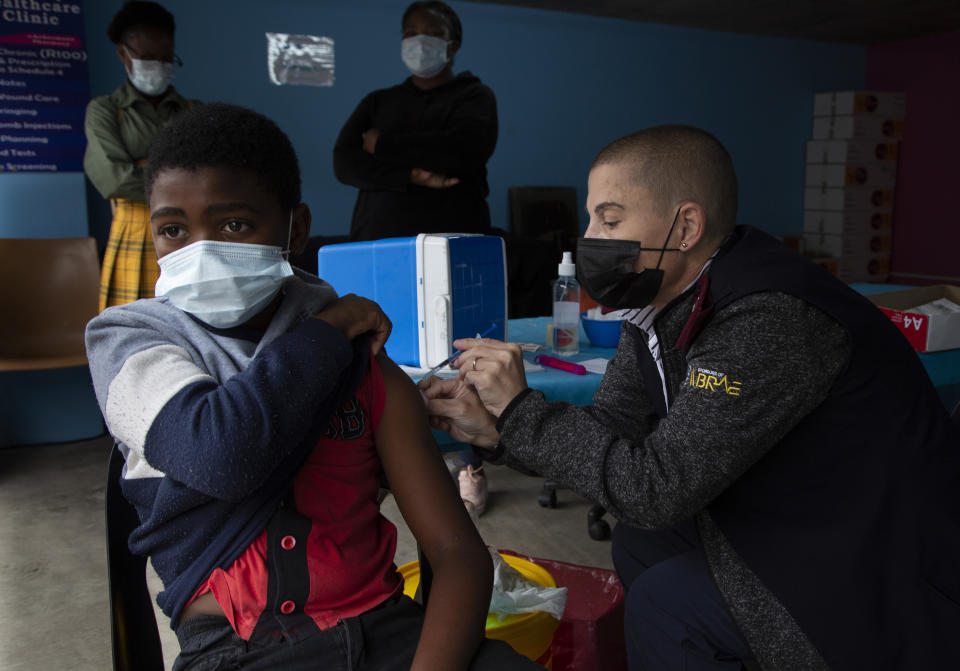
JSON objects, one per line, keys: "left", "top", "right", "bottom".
{"left": 0, "top": 0, "right": 89, "bottom": 172}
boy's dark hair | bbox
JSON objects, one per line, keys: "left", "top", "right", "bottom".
{"left": 403, "top": 1, "right": 462, "bottom": 46}
{"left": 107, "top": 1, "right": 176, "bottom": 44}
{"left": 145, "top": 103, "right": 302, "bottom": 211}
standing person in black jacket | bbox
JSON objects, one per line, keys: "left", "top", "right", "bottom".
{"left": 335, "top": 0, "right": 498, "bottom": 514}
{"left": 333, "top": 0, "right": 498, "bottom": 242}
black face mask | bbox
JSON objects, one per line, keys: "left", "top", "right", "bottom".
{"left": 576, "top": 207, "right": 682, "bottom": 310}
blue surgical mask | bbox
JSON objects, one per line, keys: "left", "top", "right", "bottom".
{"left": 155, "top": 237, "right": 294, "bottom": 329}
{"left": 401, "top": 34, "right": 448, "bottom": 78}
{"left": 127, "top": 57, "right": 175, "bottom": 96}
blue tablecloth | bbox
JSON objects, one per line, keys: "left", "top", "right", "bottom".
{"left": 507, "top": 317, "right": 613, "bottom": 406}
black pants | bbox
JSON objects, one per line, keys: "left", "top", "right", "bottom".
{"left": 173, "top": 595, "right": 543, "bottom": 671}
{"left": 612, "top": 520, "right": 755, "bottom": 670}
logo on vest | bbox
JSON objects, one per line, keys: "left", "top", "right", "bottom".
{"left": 687, "top": 366, "right": 742, "bottom": 397}
{"left": 323, "top": 398, "right": 366, "bottom": 440}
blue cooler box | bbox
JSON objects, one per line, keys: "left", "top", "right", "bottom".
{"left": 317, "top": 234, "right": 507, "bottom": 368}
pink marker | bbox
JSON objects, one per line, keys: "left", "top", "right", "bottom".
{"left": 534, "top": 354, "right": 587, "bottom": 375}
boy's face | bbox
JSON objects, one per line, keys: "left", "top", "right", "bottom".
{"left": 149, "top": 166, "right": 309, "bottom": 259}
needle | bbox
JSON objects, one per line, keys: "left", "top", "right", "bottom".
{"left": 420, "top": 322, "right": 498, "bottom": 381}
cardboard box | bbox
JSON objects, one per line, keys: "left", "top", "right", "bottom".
{"left": 805, "top": 163, "right": 898, "bottom": 188}
{"left": 803, "top": 253, "right": 839, "bottom": 277}
{"left": 812, "top": 116, "right": 905, "bottom": 140}
{"left": 805, "top": 139, "right": 900, "bottom": 164}
{"left": 837, "top": 254, "right": 891, "bottom": 283}
{"left": 803, "top": 231, "right": 893, "bottom": 258}
{"left": 803, "top": 210, "right": 893, "bottom": 235}
{"left": 778, "top": 235, "right": 803, "bottom": 253}
{"left": 813, "top": 91, "right": 907, "bottom": 118}
{"left": 866, "top": 285, "right": 960, "bottom": 352}
{"left": 804, "top": 186, "right": 894, "bottom": 211}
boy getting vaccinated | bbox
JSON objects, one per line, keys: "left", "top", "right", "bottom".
{"left": 86, "top": 103, "right": 541, "bottom": 671}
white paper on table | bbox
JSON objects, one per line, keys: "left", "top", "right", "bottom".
{"left": 400, "top": 359, "right": 544, "bottom": 378}
{"left": 523, "top": 360, "right": 544, "bottom": 373}
{"left": 579, "top": 358, "right": 609, "bottom": 375}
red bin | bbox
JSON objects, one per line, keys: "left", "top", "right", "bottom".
{"left": 499, "top": 550, "right": 628, "bottom": 671}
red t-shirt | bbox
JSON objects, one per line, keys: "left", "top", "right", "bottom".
{"left": 189, "top": 358, "right": 401, "bottom": 639}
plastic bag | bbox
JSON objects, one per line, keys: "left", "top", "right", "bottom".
{"left": 488, "top": 547, "right": 568, "bottom": 620}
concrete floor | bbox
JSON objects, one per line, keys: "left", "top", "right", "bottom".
{"left": 0, "top": 433, "right": 616, "bottom": 670}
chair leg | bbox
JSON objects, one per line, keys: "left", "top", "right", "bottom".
{"left": 538, "top": 479, "right": 558, "bottom": 508}
{"left": 587, "top": 504, "right": 610, "bottom": 541}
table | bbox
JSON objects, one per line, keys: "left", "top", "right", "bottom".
{"left": 426, "top": 296, "right": 960, "bottom": 452}
{"left": 510, "top": 308, "right": 960, "bottom": 408}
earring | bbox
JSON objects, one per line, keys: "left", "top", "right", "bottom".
{"left": 680, "top": 241, "right": 688, "bottom": 248}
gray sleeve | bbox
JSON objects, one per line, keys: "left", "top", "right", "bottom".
{"left": 499, "top": 292, "right": 850, "bottom": 529}
{"left": 584, "top": 321, "right": 661, "bottom": 436}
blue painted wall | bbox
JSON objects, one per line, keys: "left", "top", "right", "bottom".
{"left": 79, "top": 0, "right": 865, "bottom": 240}
{"left": 0, "top": 173, "right": 87, "bottom": 237}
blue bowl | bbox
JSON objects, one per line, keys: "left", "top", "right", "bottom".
{"left": 580, "top": 312, "right": 624, "bottom": 348}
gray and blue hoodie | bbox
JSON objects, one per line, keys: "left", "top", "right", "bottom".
{"left": 86, "top": 271, "right": 368, "bottom": 626}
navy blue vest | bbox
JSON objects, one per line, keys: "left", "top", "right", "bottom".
{"left": 643, "top": 226, "right": 960, "bottom": 668}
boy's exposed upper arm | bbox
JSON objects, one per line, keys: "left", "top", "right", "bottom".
{"left": 374, "top": 354, "right": 496, "bottom": 670}
{"left": 373, "top": 353, "right": 480, "bottom": 554}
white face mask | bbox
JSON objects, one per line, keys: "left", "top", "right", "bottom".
{"left": 127, "top": 57, "right": 175, "bottom": 96}
{"left": 155, "top": 240, "right": 295, "bottom": 328}
{"left": 401, "top": 34, "right": 449, "bottom": 78}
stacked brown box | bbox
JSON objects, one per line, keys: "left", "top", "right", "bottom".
{"left": 803, "top": 91, "right": 905, "bottom": 283}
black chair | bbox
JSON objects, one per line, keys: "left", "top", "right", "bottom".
{"left": 508, "top": 186, "right": 580, "bottom": 258}
{"left": 502, "top": 186, "right": 581, "bottom": 320}
{"left": 289, "top": 235, "right": 350, "bottom": 276}
{"left": 106, "top": 444, "right": 165, "bottom": 671}
{"left": 489, "top": 228, "right": 557, "bottom": 319}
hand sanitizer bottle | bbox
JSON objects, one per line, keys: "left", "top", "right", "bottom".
{"left": 552, "top": 251, "right": 580, "bottom": 356}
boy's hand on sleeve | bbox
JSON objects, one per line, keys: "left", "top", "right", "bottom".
{"left": 315, "top": 294, "right": 392, "bottom": 354}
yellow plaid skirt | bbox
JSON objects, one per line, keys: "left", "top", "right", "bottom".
{"left": 99, "top": 198, "right": 160, "bottom": 311}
